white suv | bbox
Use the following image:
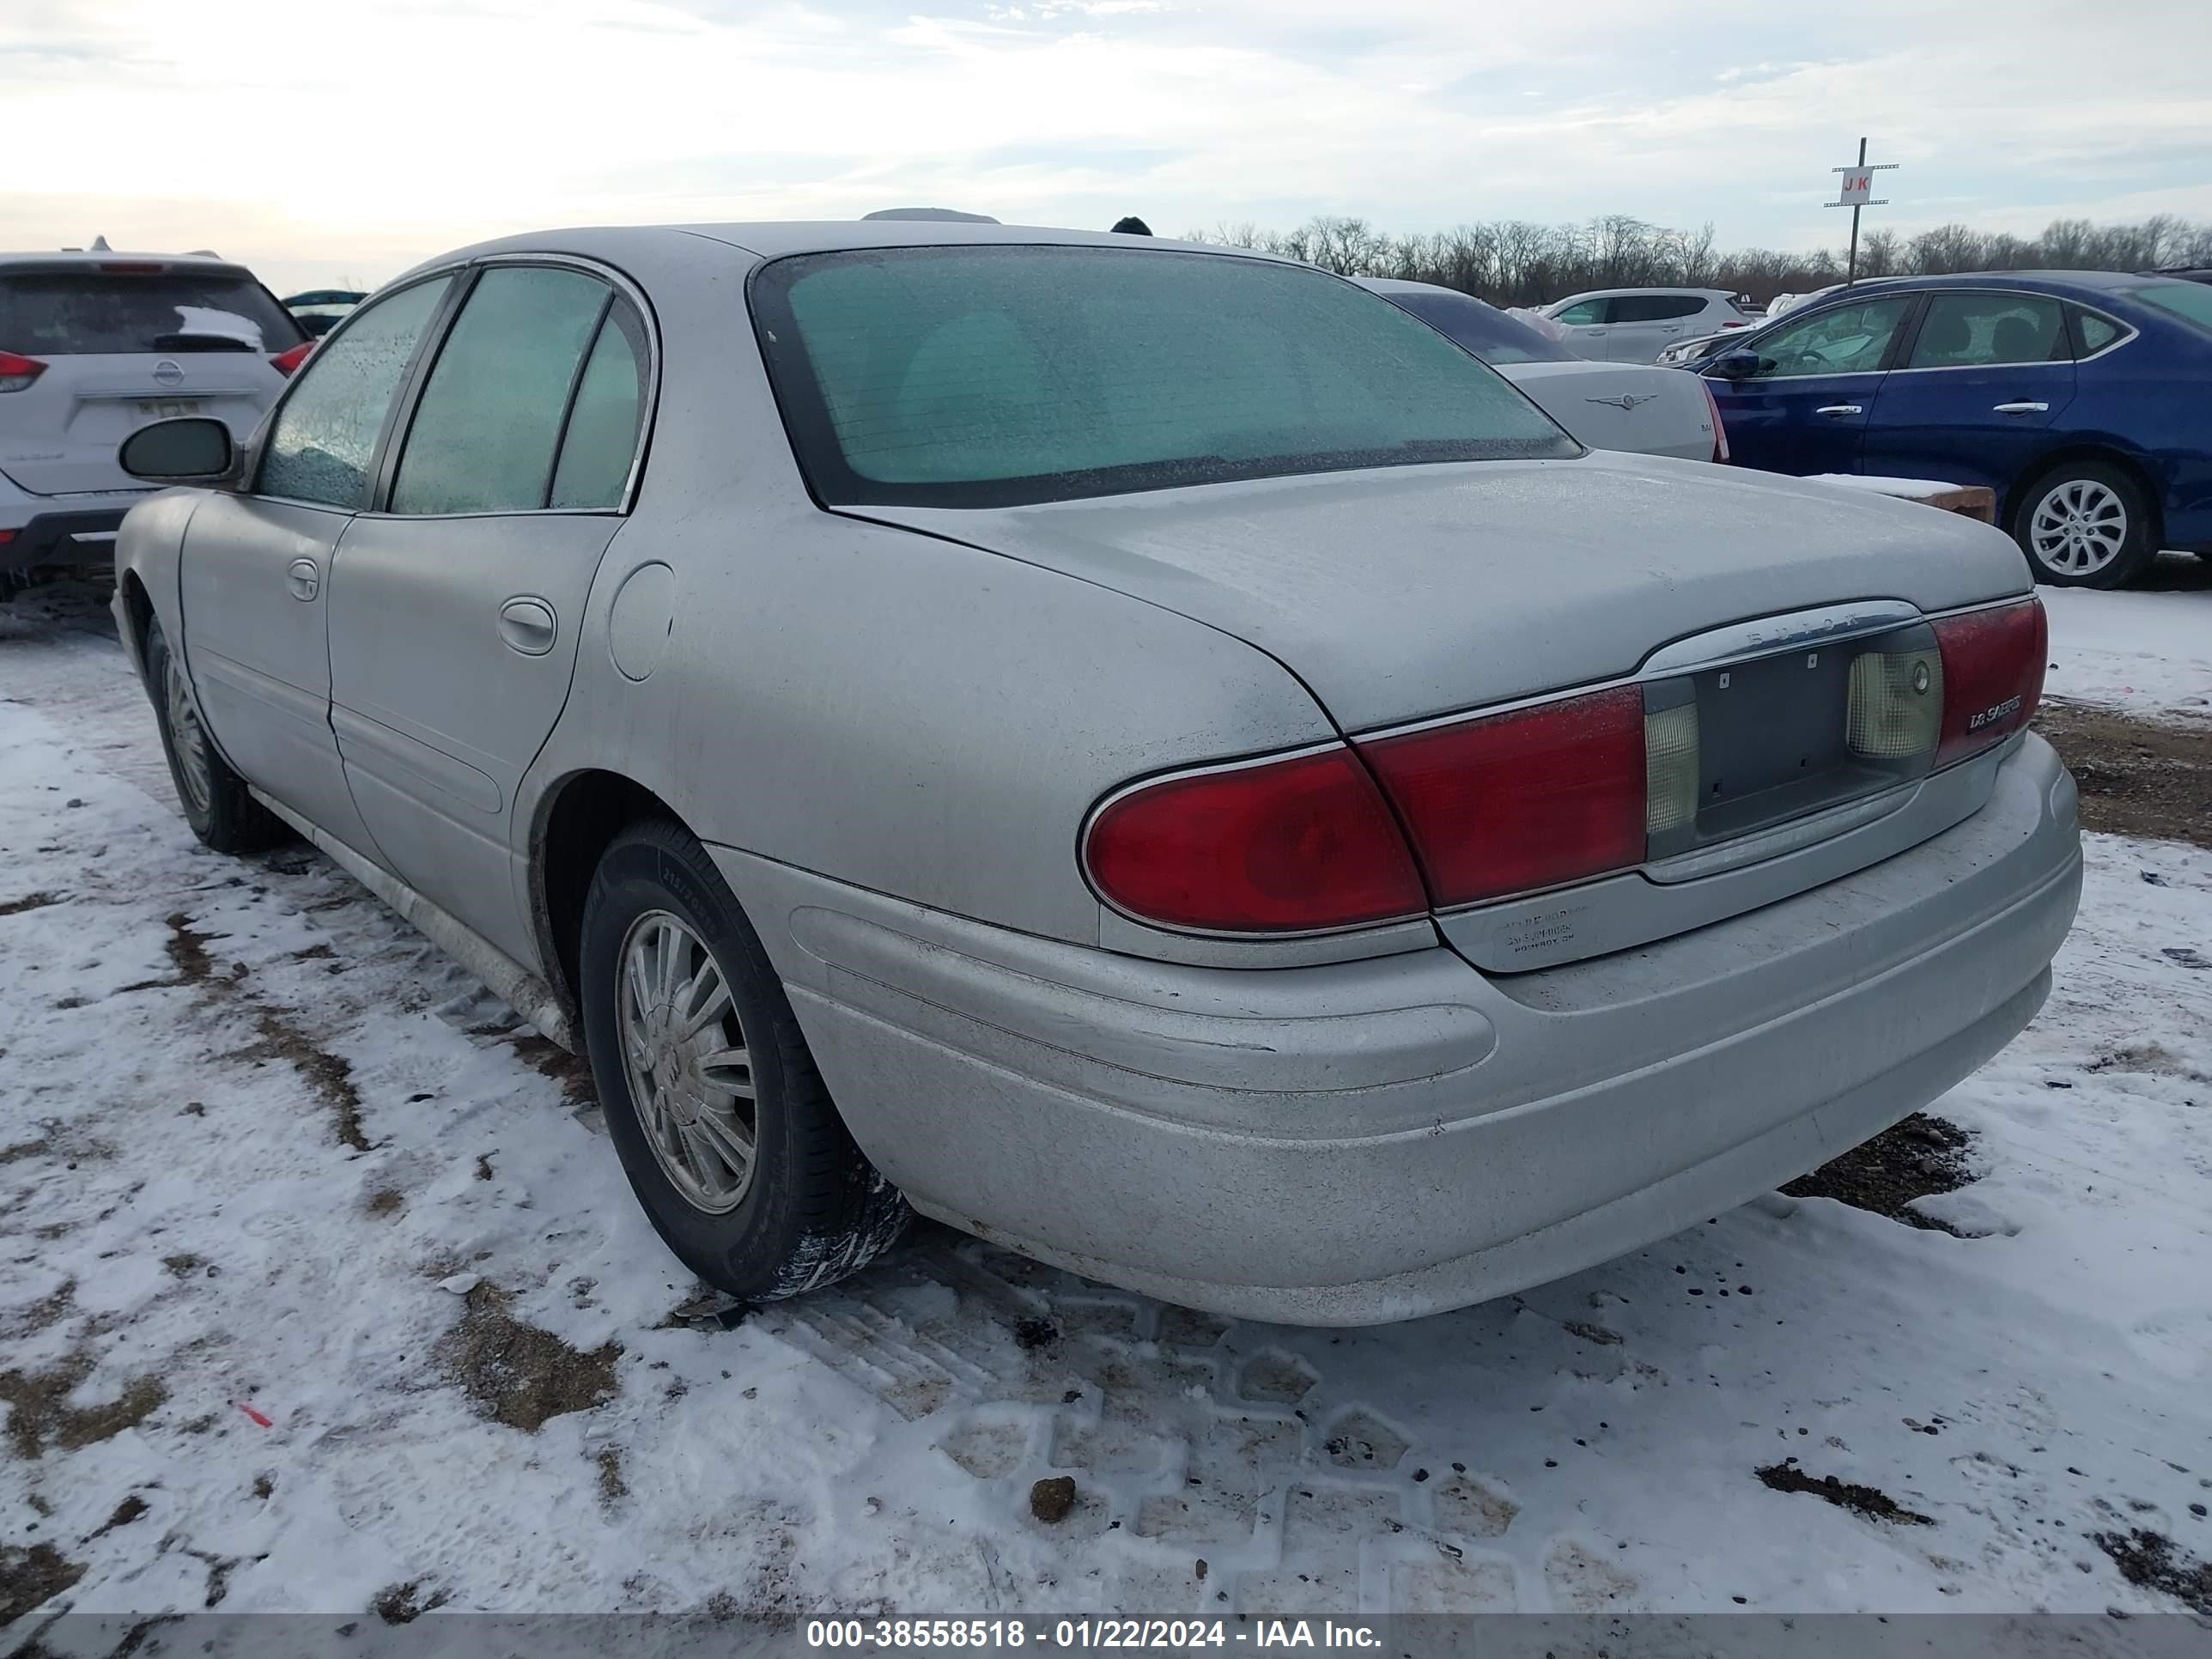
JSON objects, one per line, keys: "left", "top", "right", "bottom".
{"left": 1541, "top": 287, "right": 1757, "bottom": 363}
{"left": 2, "top": 250, "right": 309, "bottom": 596}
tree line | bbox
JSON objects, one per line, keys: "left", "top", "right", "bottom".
{"left": 1176, "top": 213, "right": 2212, "bottom": 307}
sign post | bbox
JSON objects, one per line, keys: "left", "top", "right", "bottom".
{"left": 1827, "top": 138, "right": 1899, "bottom": 286}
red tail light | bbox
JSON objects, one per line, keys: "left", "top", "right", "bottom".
{"left": 1084, "top": 746, "right": 1426, "bottom": 933}
{"left": 1358, "top": 687, "right": 1647, "bottom": 908}
{"left": 1933, "top": 598, "right": 2046, "bottom": 767}
{"left": 270, "top": 341, "right": 315, "bottom": 377}
{"left": 1698, "top": 375, "right": 1729, "bottom": 462}
{"left": 0, "top": 350, "right": 46, "bottom": 393}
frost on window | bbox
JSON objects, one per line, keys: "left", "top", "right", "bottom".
{"left": 260, "top": 278, "right": 449, "bottom": 509}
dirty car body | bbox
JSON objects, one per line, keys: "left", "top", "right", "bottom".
{"left": 111, "top": 223, "right": 2081, "bottom": 1324}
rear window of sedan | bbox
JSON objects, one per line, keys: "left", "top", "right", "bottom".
{"left": 750, "top": 245, "right": 1578, "bottom": 508}
{"left": 2122, "top": 279, "right": 2212, "bottom": 334}
{"left": 1374, "top": 287, "right": 1577, "bottom": 366}
{"left": 0, "top": 269, "right": 306, "bottom": 354}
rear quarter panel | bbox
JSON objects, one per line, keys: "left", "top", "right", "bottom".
{"left": 514, "top": 237, "right": 1340, "bottom": 953}
{"left": 2055, "top": 321, "right": 2212, "bottom": 541}
{"left": 110, "top": 488, "right": 203, "bottom": 681}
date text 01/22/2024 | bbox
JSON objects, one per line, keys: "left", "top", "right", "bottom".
{"left": 805, "top": 1620, "right": 1384, "bottom": 1650}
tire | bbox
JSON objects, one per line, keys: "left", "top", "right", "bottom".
{"left": 2010, "top": 459, "right": 2155, "bottom": 589}
{"left": 578, "top": 819, "right": 910, "bottom": 1301}
{"left": 143, "top": 619, "right": 287, "bottom": 853}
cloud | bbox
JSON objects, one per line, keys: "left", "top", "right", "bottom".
{"left": 3, "top": 0, "right": 2206, "bottom": 291}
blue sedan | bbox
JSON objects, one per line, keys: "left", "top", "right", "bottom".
{"left": 1697, "top": 272, "right": 2212, "bottom": 587}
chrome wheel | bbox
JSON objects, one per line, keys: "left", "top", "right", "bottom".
{"left": 614, "top": 909, "right": 757, "bottom": 1214}
{"left": 161, "top": 642, "right": 214, "bottom": 819}
{"left": 2029, "top": 477, "right": 2128, "bottom": 576}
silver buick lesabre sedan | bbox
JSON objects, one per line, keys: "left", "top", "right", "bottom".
{"left": 108, "top": 222, "right": 2081, "bottom": 1325}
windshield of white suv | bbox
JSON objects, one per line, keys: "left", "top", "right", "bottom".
{"left": 1, "top": 269, "right": 306, "bottom": 354}
{"left": 750, "top": 245, "right": 1579, "bottom": 508}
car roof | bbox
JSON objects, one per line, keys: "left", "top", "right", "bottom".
{"left": 1856, "top": 270, "right": 2156, "bottom": 294}
{"left": 390, "top": 220, "right": 1289, "bottom": 285}
{"left": 1550, "top": 286, "right": 1737, "bottom": 302}
{"left": 0, "top": 250, "right": 255, "bottom": 277}
{"left": 1356, "top": 276, "right": 1501, "bottom": 307}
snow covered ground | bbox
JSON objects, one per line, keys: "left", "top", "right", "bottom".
{"left": 3, "top": 590, "right": 2209, "bottom": 1631}
{"left": 2041, "top": 552, "right": 2212, "bottom": 723}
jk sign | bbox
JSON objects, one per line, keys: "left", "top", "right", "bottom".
{"left": 1838, "top": 169, "right": 1875, "bottom": 205}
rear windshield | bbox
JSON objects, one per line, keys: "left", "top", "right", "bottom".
{"left": 1376, "top": 288, "right": 1576, "bottom": 366}
{"left": 0, "top": 269, "right": 305, "bottom": 355}
{"left": 2121, "top": 280, "right": 2212, "bottom": 334}
{"left": 750, "top": 246, "right": 1577, "bottom": 509}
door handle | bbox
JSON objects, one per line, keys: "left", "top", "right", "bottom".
{"left": 1815, "top": 404, "right": 1863, "bottom": 417}
{"left": 286, "top": 558, "right": 320, "bottom": 602}
{"left": 497, "top": 596, "right": 557, "bottom": 656}
{"left": 1992, "top": 401, "right": 2050, "bottom": 415}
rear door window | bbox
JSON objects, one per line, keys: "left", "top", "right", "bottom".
{"left": 258, "top": 277, "right": 451, "bottom": 509}
{"left": 2072, "top": 308, "right": 2124, "bottom": 355}
{"left": 389, "top": 266, "right": 611, "bottom": 515}
{"left": 1905, "top": 293, "right": 2066, "bottom": 368}
{"left": 0, "top": 269, "right": 304, "bottom": 354}
{"left": 548, "top": 302, "right": 651, "bottom": 509}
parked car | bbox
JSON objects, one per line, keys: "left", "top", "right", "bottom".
{"left": 3, "top": 250, "right": 309, "bottom": 597}
{"left": 2144, "top": 266, "right": 2212, "bottom": 286}
{"left": 282, "top": 289, "right": 367, "bottom": 338}
{"left": 111, "top": 223, "right": 2079, "bottom": 1324}
{"left": 1542, "top": 287, "right": 1758, "bottom": 362}
{"left": 1361, "top": 277, "right": 1725, "bottom": 460}
{"left": 1698, "top": 270, "right": 2212, "bottom": 586}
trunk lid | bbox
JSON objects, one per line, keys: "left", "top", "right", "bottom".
{"left": 852, "top": 450, "right": 2030, "bottom": 734}
{"left": 1492, "top": 361, "right": 1717, "bottom": 461}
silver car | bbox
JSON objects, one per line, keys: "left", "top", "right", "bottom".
{"left": 109, "top": 223, "right": 2081, "bottom": 1325}
{"left": 1359, "top": 277, "right": 1727, "bottom": 460}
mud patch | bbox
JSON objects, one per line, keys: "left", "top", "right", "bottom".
{"left": 2094, "top": 1528, "right": 2212, "bottom": 1615}
{"left": 234, "top": 1009, "right": 369, "bottom": 1152}
{"left": 2037, "top": 703, "right": 2212, "bottom": 850}
{"left": 507, "top": 1030, "right": 598, "bottom": 1109}
{"left": 371, "top": 1580, "right": 449, "bottom": 1624}
{"left": 0, "top": 890, "right": 62, "bottom": 917}
{"left": 0, "top": 1352, "right": 167, "bottom": 1459}
{"left": 1756, "top": 1462, "right": 1932, "bottom": 1524}
{"left": 1783, "top": 1113, "right": 1974, "bottom": 1234}
{"left": 596, "top": 1446, "right": 628, "bottom": 1509}
{"left": 437, "top": 1283, "right": 621, "bottom": 1431}
{"left": 1, "top": 1540, "right": 86, "bottom": 1621}
{"left": 1, "top": 1279, "right": 75, "bottom": 1341}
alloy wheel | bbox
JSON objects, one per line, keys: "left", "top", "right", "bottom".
{"left": 614, "top": 909, "right": 757, "bottom": 1213}
{"left": 161, "top": 644, "right": 215, "bottom": 819}
{"left": 2028, "top": 477, "right": 2128, "bottom": 576}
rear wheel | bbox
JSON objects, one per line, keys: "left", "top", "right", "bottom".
{"left": 578, "top": 819, "right": 909, "bottom": 1300}
{"left": 144, "top": 619, "right": 286, "bottom": 853}
{"left": 2011, "top": 459, "right": 2154, "bottom": 588}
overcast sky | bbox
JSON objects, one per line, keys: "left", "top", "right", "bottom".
{"left": 6, "top": 0, "right": 2209, "bottom": 295}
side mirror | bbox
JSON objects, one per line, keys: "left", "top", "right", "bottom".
{"left": 119, "top": 417, "right": 238, "bottom": 485}
{"left": 1707, "top": 349, "right": 1762, "bottom": 382}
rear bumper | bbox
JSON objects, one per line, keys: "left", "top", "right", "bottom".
{"left": 717, "top": 734, "right": 2081, "bottom": 1325}
{"left": 0, "top": 505, "right": 140, "bottom": 574}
